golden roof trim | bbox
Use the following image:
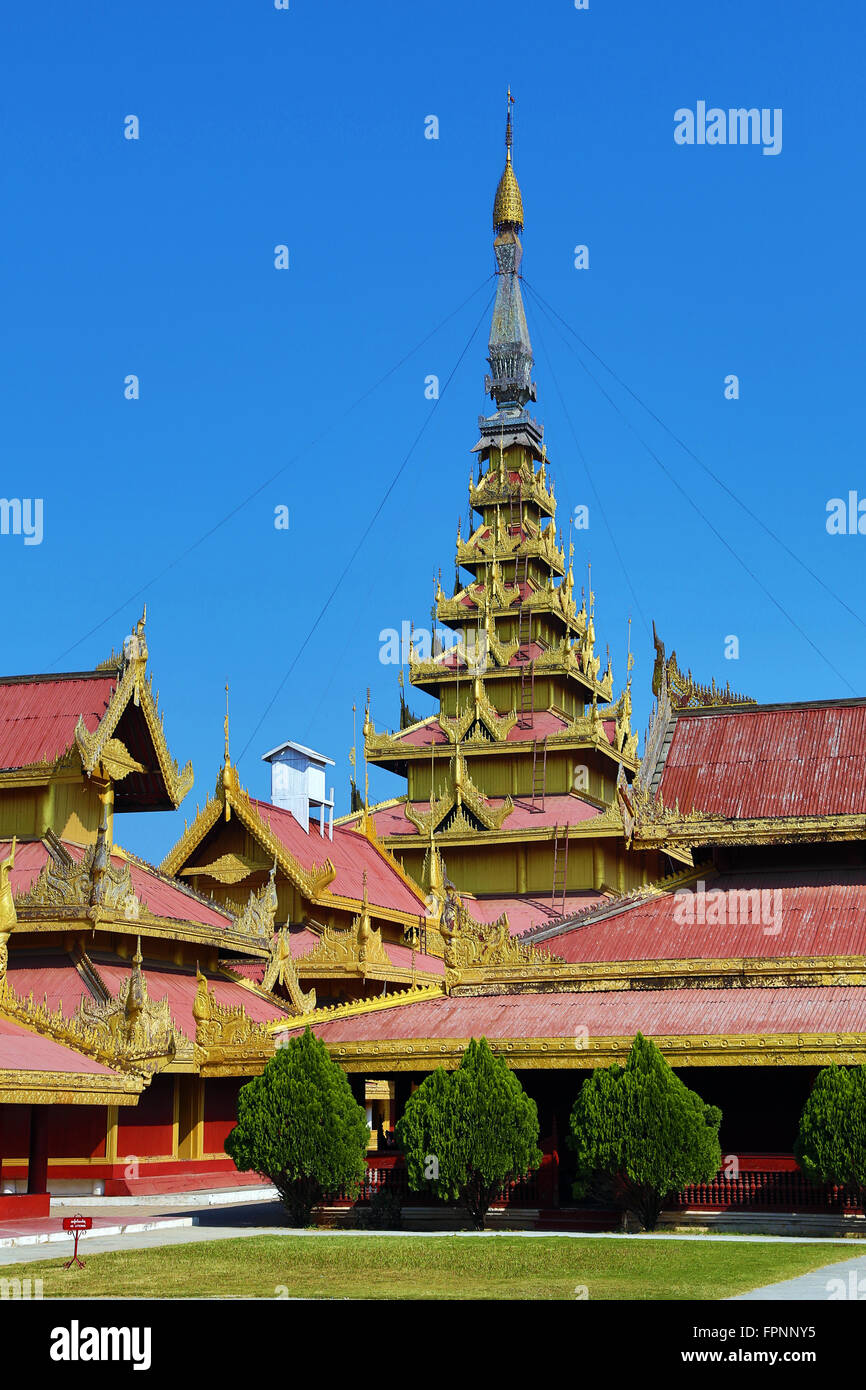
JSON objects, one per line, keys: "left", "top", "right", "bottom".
{"left": 310, "top": 1032, "right": 866, "bottom": 1072}
{"left": 74, "top": 618, "right": 194, "bottom": 806}
{"left": 270, "top": 981, "right": 445, "bottom": 1033}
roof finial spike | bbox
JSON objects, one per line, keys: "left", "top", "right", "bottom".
{"left": 224, "top": 682, "right": 231, "bottom": 767}
{"left": 492, "top": 90, "right": 524, "bottom": 236}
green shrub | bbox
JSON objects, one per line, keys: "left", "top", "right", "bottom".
{"left": 225, "top": 1027, "right": 369, "bottom": 1226}
{"left": 569, "top": 1032, "right": 722, "bottom": 1230}
{"left": 794, "top": 1064, "right": 866, "bottom": 1187}
{"left": 396, "top": 1037, "right": 542, "bottom": 1230}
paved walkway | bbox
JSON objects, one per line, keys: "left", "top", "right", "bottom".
{"left": 733, "top": 1252, "right": 866, "bottom": 1301}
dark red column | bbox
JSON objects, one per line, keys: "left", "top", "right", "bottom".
{"left": 27, "top": 1108, "right": 49, "bottom": 1194}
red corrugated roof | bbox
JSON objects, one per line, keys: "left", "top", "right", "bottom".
{"left": 0, "top": 838, "right": 51, "bottom": 896}
{"left": 124, "top": 858, "right": 232, "bottom": 929}
{"left": 1, "top": 837, "right": 234, "bottom": 931}
{"left": 4, "top": 953, "right": 88, "bottom": 1013}
{"left": 283, "top": 985, "right": 866, "bottom": 1043}
{"left": 0, "top": 1016, "right": 120, "bottom": 1074}
{"left": 540, "top": 868, "right": 866, "bottom": 963}
{"left": 92, "top": 959, "right": 287, "bottom": 1039}
{"left": 0, "top": 674, "right": 116, "bottom": 769}
{"left": 6, "top": 952, "right": 286, "bottom": 1040}
{"left": 469, "top": 891, "right": 610, "bottom": 935}
{"left": 660, "top": 703, "right": 866, "bottom": 818}
{"left": 249, "top": 799, "right": 426, "bottom": 915}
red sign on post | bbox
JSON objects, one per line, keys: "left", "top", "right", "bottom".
{"left": 62, "top": 1214, "right": 93, "bottom": 1269}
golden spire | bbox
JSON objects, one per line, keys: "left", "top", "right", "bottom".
{"left": 493, "top": 88, "right": 524, "bottom": 233}
{"left": 222, "top": 683, "right": 233, "bottom": 819}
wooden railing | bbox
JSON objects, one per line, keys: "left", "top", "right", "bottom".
{"left": 328, "top": 1153, "right": 863, "bottom": 1215}
{"left": 326, "top": 1153, "right": 554, "bottom": 1207}
{"left": 674, "top": 1170, "right": 863, "bottom": 1213}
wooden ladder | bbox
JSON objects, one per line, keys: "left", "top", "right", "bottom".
{"left": 518, "top": 658, "right": 535, "bottom": 730}
{"left": 509, "top": 485, "right": 522, "bottom": 544}
{"left": 530, "top": 736, "right": 548, "bottom": 811}
{"left": 551, "top": 822, "right": 570, "bottom": 911}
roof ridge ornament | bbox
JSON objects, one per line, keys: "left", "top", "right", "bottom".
{"left": 0, "top": 838, "right": 17, "bottom": 982}
{"left": 651, "top": 622, "right": 756, "bottom": 710}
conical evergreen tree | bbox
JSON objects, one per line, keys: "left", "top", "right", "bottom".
{"left": 396, "top": 1037, "right": 542, "bottom": 1229}
{"left": 794, "top": 1064, "right": 866, "bottom": 1187}
{"left": 569, "top": 1033, "right": 722, "bottom": 1230}
{"left": 226, "top": 1027, "right": 369, "bottom": 1226}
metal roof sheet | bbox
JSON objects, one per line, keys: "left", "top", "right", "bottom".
{"left": 0, "top": 674, "right": 116, "bottom": 769}
{"left": 0, "top": 1016, "right": 120, "bottom": 1075}
{"left": 250, "top": 799, "right": 426, "bottom": 915}
{"left": 287, "top": 985, "right": 866, "bottom": 1044}
{"left": 542, "top": 867, "right": 866, "bottom": 963}
{"left": 660, "top": 704, "right": 866, "bottom": 817}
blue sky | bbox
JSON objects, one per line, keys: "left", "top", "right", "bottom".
{"left": 3, "top": 0, "right": 866, "bottom": 863}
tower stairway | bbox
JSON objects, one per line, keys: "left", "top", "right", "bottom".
{"left": 530, "top": 736, "right": 548, "bottom": 811}
{"left": 518, "top": 658, "right": 535, "bottom": 730}
{"left": 551, "top": 822, "right": 570, "bottom": 911}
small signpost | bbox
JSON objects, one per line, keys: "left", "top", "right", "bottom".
{"left": 62, "top": 1214, "right": 92, "bottom": 1269}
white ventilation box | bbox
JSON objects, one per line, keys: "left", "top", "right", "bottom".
{"left": 262, "top": 741, "right": 335, "bottom": 837}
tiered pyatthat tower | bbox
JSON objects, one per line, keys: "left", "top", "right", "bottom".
{"left": 358, "top": 103, "right": 673, "bottom": 932}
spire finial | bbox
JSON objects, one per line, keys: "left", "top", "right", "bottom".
{"left": 493, "top": 90, "right": 524, "bottom": 234}
{"left": 224, "top": 682, "right": 231, "bottom": 766}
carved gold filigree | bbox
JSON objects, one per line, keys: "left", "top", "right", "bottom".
{"left": 0, "top": 965, "right": 162, "bottom": 1082}
{"left": 298, "top": 875, "right": 392, "bottom": 974}
{"left": 438, "top": 883, "right": 562, "bottom": 988}
{"left": 192, "top": 968, "right": 278, "bottom": 1049}
{"left": 161, "top": 762, "right": 337, "bottom": 902}
{"left": 438, "top": 676, "right": 518, "bottom": 745}
{"left": 277, "top": 1031, "right": 866, "bottom": 1073}
{"left": 271, "top": 981, "right": 445, "bottom": 1035}
{"left": 619, "top": 776, "right": 726, "bottom": 850}
{"left": 16, "top": 817, "right": 142, "bottom": 920}
{"left": 469, "top": 461, "right": 554, "bottom": 518}
{"left": 597, "top": 686, "right": 639, "bottom": 762}
{"left": 404, "top": 747, "right": 514, "bottom": 837}
{"left": 97, "top": 737, "right": 148, "bottom": 782}
{"left": 532, "top": 636, "right": 614, "bottom": 701}
{"left": 652, "top": 622, "right": 755, "bottom": 710}
{"left": 180, "top": 852, "right": 269, "bottom": 886}
{"left": 0, "top": 838, "right": 16, "bottom": 981}
{"left": 76, "top": 611, "right": 194, "bottom": 806}
{"left": 233, "top": 864, "right": 279, "bottom": 941}
{"left": 76, "top": 938, "right": 188, "bottom": 1073}
{"left": 260, "top": 928, "right": 317, "bottom": 1013}
{"left": 456, "top": 524, "right": 565, "bottom": 576}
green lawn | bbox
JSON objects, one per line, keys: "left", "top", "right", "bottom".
{"left": 2, "top": 1234, "right": 857, "bottom": 1300}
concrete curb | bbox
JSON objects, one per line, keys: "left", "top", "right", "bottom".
{"left": 48, "top": 1188, "right": 277, "bottom": 1209}
{"left": 0, "top": 1217, "right": 194, "bottom": 1250}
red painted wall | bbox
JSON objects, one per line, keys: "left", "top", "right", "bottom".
{"left": 203, "top": 1077, "right": 243, "bottom": 1156}
{"left": 43, "top": 1105, "right": 106, "bottom": 1159}
{"left": 0, "top": 1105, "right": 30, "bottom": 1158}
{"left": 116, "top": 1076, "right": 175, "bottom": 1158}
